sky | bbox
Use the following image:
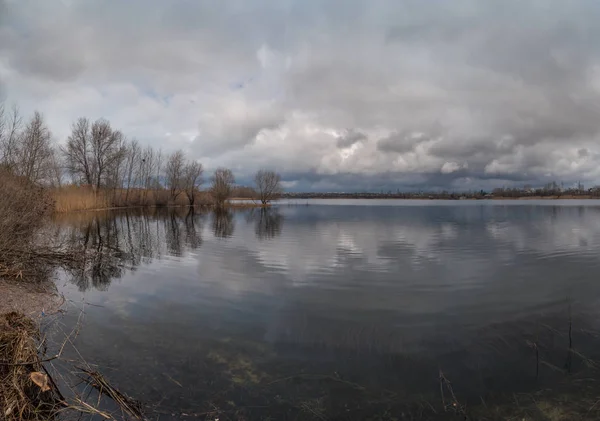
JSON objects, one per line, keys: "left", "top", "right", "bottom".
{"left": 2, "top": 0, "right": 600, "bottom": 192}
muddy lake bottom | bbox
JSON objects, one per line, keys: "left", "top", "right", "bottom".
{"left": 44, "top": 200, "right": 600, "bottom": 419}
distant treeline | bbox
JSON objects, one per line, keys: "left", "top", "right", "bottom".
{"left": 282, "top": 182, "right": 600, "bottom": 200}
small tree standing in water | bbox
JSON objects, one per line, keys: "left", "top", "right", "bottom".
{"left": 183, "top": 160, "right": 203, "bottom": 206}
{"left": 165, "top": 150, "right": 185, "bottom": 202}
{"left": 254, "top": 169, "right": 282, "bottom": 205}
{"left": 210, "top": 168, "right": 235, "bottom": 209}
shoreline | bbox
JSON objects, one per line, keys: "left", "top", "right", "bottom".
{"left": 53, "top": 201, "right": 270, "bottom": 214}
{"left": 0, "top": 279, "right": 62, "bottom": 320}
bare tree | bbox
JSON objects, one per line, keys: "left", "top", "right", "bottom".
{"left": 155, "top": 148, "right": 163, "bottom": 189}
{"left": 210, "top": 168, "right": 235, "bottom": 209}
{"left": 49, "top": 149, "right": 65, "bottom": 187}
{"left": 16, "top": 111, "right": 54, "bottom": 184}
{"left": 149, "top": 148, "right": 164, "bottom": 204}
{"left": 0, "top": 103, "right": 5, "bottom": 161}
{"left": 165, "top": 150, "right": 185, "bottom": 201}
{"left": 63, "top": 117, "right": 93, "bottom": 185}
{"left": 90, "top": 119, "right": 124, "bottom": 191}
{"left": 183, "top": 160, "right": 203, "bottom": 205}
{"left": 123, "top": 138, "right": 141, "bottom": 201}
{"left": 63, "top": 117, "right": 125, "bottom": 191}
{"left": 254, "top": 169, "right": 282, "bottom": 205}
{"left": 104, "top": 135, "right": 127, "bottom": 197}
{"left": 0, "top": 103, "right": 23, "bottom": 171}
{"left": 139, "top": 145, "right": 156, "bottom": 204}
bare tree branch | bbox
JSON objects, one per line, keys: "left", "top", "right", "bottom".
{"left": 0, "top": 103, "right": 23, "bottom": 171}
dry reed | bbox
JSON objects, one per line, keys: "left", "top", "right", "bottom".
{"left": 52, "top": 185, "right": 265, "bottom": 213}
{"left": 52, "top": 185, "right": 110, "bottom": 212}
{"left": 52, "top": 185, "right": 214, "bottom": 213}
{"left": 0, "top": 312, "right": 64, "bottom": 420}
{"left": 78, "top": 367, "right": 145, "bottom": 420}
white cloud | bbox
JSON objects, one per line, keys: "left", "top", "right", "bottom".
{"left": 440, "top": 162, "right": 463, "bottom": 174}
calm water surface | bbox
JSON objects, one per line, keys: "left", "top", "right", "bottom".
{"left": 51, "top": 200, "right": 600, "bottom": 419}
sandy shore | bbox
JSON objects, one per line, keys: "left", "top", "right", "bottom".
{"left": 0, "top": 279, "right": 62, "bottom": 319}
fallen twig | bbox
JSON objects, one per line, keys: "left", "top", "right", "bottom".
{"left": 78, "top": 366, "right": 146, "bottom": 420}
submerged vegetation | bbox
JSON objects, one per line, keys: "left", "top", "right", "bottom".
{"left": 5, "top": 300, "right": 600, "bottom": 420}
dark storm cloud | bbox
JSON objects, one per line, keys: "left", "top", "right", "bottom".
{"left": 0, "top": 0, "right": 6, "bottom": 23}
{"left": 377, "top": 131, "right": 431, "bottom": 154}
{"left": 336, "top": 129, "right": 366, "bottom": 148}
{"left": 193, "top": 109, "right": 284, "bottom": 158}
{"left": 427, "top": 137, "right": 516, "bottom": 160}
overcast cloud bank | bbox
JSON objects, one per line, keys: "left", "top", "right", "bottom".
{"left": 2, "top": 0, "right": 600, "bottom": 191}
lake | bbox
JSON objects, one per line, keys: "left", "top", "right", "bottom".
{"left": 49, "top": 200, "right": 600, "bottom": 419}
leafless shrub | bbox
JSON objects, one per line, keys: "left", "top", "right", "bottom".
{"left": 254, "top": 169, "right": 282, "bottom": 205}
{"left": 0, "top": 169, "right": 53, "bottom": 247}
{"left": 210, "top": 168, "right": 235, "bottom": 209}
{"left": 0, "top": 170, "right": 72, "bottom": 282}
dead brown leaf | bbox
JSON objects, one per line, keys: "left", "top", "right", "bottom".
{"left": 30, "top": 372, "right": 50, "bottom": 392}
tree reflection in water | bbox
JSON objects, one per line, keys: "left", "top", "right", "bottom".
{"left": 184, "top": 209, "right": 203, "bottom": 249}
{"left": 212, "top": 209, "right": 235, "bottom": 238}
{"left": 56, "top": 208, "right": 204, "bottom": 291}
{"left": 246, "top": 208, "right": 284, "bottom": 240}
{"left": 55, "top": 207, "right": 284, "bottom": 292}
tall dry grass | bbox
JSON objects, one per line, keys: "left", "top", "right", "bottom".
{"left": 52, "top": 185, "right": 109, "bottom": 212}
{"left": 52, "top": 185, "right": 213, "bottom": 213}
{"left": 0, "top": 312, "right": 62, "bottom": 421}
